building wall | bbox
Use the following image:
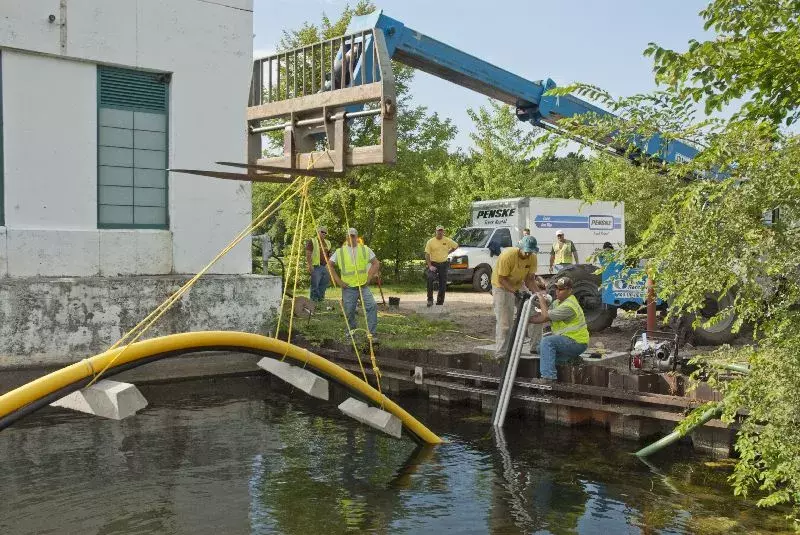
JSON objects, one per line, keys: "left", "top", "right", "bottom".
{"left": 0, "top": 0, "right": 254, "bottom": 275}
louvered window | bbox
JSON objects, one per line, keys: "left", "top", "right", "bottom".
{"left": 97, "top": 67, "right": 169, "bottom": 228}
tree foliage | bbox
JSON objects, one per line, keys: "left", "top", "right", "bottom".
{"left": 545, "top": 2, "right": 800, "bottom": 521}
{"left": 645, "top": 0, "right": 800, "bottom": 125}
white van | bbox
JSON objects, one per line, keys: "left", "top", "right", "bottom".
{"left": 447, "top": 197, "right": 625, "bottom": 291}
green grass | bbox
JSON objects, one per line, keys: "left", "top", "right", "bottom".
{"left": 281, "top": 304, "right": 458, "bottom": 350}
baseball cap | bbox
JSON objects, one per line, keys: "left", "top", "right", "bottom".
{"left": 347, "top": 227, "right": 358, "bottom": 235}
{"left": 555, "top": 229, "right": 565, "bottom": 236}
{"left": 435, "top": 225, "right": 444, "bottom": 231}
{"left": 519, "top": 235, "right": 539, "bottom": 253}
{"left": 555, "top": 276, "right": 573, "bottom": 289}
{"left": 317, "top": 225, "right": 327, "bottom": 233}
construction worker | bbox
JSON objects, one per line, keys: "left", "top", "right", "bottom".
{"left": 491, "top": 236, "right": 546, "bottom": 359}
{"left": 530, "top": 276, "right": 590, "bottom": 381}
{"left": 328, "top": 228, "right": 380, "bottom": 342}
{"left": 424, "top": 225, "right": 458, "bottom": 307}
{"left": 549, "top": 230, "right": 579, "bottom": 273}
{"left": 305, "top": 226, "right": 332, "bottom": 303}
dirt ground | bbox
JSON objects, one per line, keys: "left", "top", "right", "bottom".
{"left": 383, "top": 287, "right": 723, "bottom": 358}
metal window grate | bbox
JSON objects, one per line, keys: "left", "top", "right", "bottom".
{"left": 98, "top": 67, "right": 169, "bottom": 229}
{"left": 99, "top": 67, "right": 168, "bottom": 113}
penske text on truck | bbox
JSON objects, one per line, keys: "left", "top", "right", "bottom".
{"left": 447, "top": 197, "right": 625, "bottom": 291}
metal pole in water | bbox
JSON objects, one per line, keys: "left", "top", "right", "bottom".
{"left": 492, "top": 294, "right": 533, "bottom": 428}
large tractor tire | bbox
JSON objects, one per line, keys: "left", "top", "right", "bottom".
{"left": 472, "top": 265, "right": 492, "bottom": 292}
{"left": 689, "top": 292, "right": 738, "bottom": 345}
{"left": 548, "top": 265, "right": 617, "bottom": 333}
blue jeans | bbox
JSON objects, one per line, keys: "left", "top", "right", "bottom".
{"left": 310, "top": 265, "right": 330, "bottom": 302}
{"left": 342, "top": 285, "right": 378, "bottom": 335}
{"left": 539, "top": 335, "right": 587, "bottom": 379}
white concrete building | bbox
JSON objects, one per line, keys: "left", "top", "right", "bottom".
{"left": 0, "top": 0, "right": 281, "bottom": 365}
{"left": 0, "top": 0, "right": 254, "bottom": 276}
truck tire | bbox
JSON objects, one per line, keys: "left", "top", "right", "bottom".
{"left": 689, "top": 292, "right": 738, "bottom": 345}
{"left": 472, "top": 266, "right": 492, "bottom": 292}
{"left": 548, "top": 265, "right": 617, "bottom": 333}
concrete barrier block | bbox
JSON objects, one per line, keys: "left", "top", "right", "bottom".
{"left": 257, "top": 358, "right": 329, "bottom": 400}
{"left": 338, "top": 397, "right": 402, "bottom": 438}
{"left": 51, "top": 379, "right": 147, "bottom": 420}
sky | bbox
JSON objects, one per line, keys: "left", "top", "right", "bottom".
{"left": 252, "top": 0, "right": 713, "bottom": 150}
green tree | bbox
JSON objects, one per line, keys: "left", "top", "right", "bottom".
{"left": 545, "top": 1, "right": 800, "bottom": 521}
{"left": 645, "top": 0, "right": 800, "bottom": 125}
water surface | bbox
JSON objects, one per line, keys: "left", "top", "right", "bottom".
{"left": 0, "top": 376, "right": 791, "bottom": 534}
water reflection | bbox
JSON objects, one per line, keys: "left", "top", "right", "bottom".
{"left": 0, "top": 376, "right": 792, "bottom": 534}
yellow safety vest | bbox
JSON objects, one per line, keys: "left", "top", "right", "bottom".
{"left": 552, "top": 240, "right": 574, "bottom": 265}
{"left": 311, "top": 237, "right": 332, "bottom": 266}
{"left": 551, "top": 295, "right": 590, "bottom": 344}
{"left": 336, "top": 245, "right": 370, "bottom": 287}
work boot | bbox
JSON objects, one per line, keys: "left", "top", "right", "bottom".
{"left": 427, "top": 300, "right": 433, "bottom": 307}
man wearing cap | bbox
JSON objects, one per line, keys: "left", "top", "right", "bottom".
{"left": 530, "top": 276, "right": 590, "bottom": 381}
{"left": 424, "top": 225, "right": 458, "bottom": 307}
{"left": 549, "top": 230, "right": 579, "bottom": 273}
{"left": 306, "top": 226, "right": 332, "bottom": 303}
{"left": 491, "top": 235, "right": 546, "bottom": 359}
{"left": 328, "top": 228, "right": 381, "bottom": 342}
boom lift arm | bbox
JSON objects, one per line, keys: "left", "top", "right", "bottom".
{"left": 245, "top": 10, "right": 697, "bottom": 173}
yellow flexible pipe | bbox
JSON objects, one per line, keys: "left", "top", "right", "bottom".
{"left": 0, "top": 331, "right": 442, "bottom": 444}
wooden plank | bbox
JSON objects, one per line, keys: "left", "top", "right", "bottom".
{"left": 246, "top": 83, "right": 382, "bottom": 121}
{"left": 257, "top": 145, "right": 386, "bottom": 170}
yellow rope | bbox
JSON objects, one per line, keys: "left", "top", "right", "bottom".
{"left": 280, "top": 178, "right": 312, "bottom": 357}
{"left": 87, "top": 176, "right": 305, "bottom": 386}
{"left": 274, "top": 179, "right": 310, "bottom": 340}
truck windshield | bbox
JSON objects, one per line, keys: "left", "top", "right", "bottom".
{"left": 453, "top": 228, "right": 492, "bottom": 247}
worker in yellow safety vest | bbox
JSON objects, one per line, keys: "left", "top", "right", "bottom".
{"left": 328, "top": 228, "right": 381, "bottom": 341}
{"left": 549, "top": 229, "right": 580, "bottom": 273}
{"left": 530, "top": 276, "right": 589, "bottom": 381}
{"left": 306, "top": 226, "right": 332, "bottom": 303}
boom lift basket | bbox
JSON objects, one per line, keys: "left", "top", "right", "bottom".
{"left": 247, "top": 28, "right": 397, "bottom": 173}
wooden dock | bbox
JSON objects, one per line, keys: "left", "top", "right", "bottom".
{"left": 314, "top": 345, "right": 735, "bottom": 457}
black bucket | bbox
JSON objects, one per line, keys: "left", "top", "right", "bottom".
{"left": 388, "top": 296, "right": 400, "bottom": 308}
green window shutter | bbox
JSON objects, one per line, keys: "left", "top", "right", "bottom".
{"left": 97, "top": 66, "right": 169, "bottom": 229}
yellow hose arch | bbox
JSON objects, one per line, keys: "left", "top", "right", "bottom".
{"left": 0, "top": 331, "right": 442, "bottom": 444}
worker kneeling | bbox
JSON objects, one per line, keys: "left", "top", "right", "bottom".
{"left": 530, "top": 276, "right": 589, "bottom": 381}
{"left": 328, "top": 228, "right": 381, "bottom": 343}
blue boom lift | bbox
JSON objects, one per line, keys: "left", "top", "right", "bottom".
{"left": 243, "top": 10, "right": 734, "bottom": 344}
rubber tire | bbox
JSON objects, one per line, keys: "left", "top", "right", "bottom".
{"left": 473, "top": 266, "right": 492, "bottom": 292}
{"left": 690, "top": 292, "right": 738, "bottom": 345}
{"left": 547, "top": 265, "right": 617, "bottom": 333}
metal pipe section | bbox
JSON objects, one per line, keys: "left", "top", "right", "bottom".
{"left": 634, "top": 404, "right": 723, "bottom": 458}
{"left": 250, "top": 108, "right": 381, "bottom": 134}
{"left": 493, "top": 294, "right": 534, "bottom": 428}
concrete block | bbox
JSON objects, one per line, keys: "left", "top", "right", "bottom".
{"left": 51, "top": 379, "right": 147, "bottom": 420}
{"left": 257, "top": 358, "right": 329, "bottom": 400}
{"left": 99, "top": 230, "right": 172, "bottom": 275}
{"left": 338, "top": 397, "right": 402, "bottom": 439}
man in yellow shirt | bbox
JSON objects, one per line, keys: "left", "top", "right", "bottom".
{"left": 492, "top": 235, "right": 546, "bottom": 358}
{"left": 424, "top": 225, "right": 458, "bottom": 306}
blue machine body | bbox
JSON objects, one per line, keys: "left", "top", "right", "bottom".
{"left": 601, "top": 262, "right": 664, "bottom": 308}
{"left": 347, "top": 11, "right": 698, "bottom": 164}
